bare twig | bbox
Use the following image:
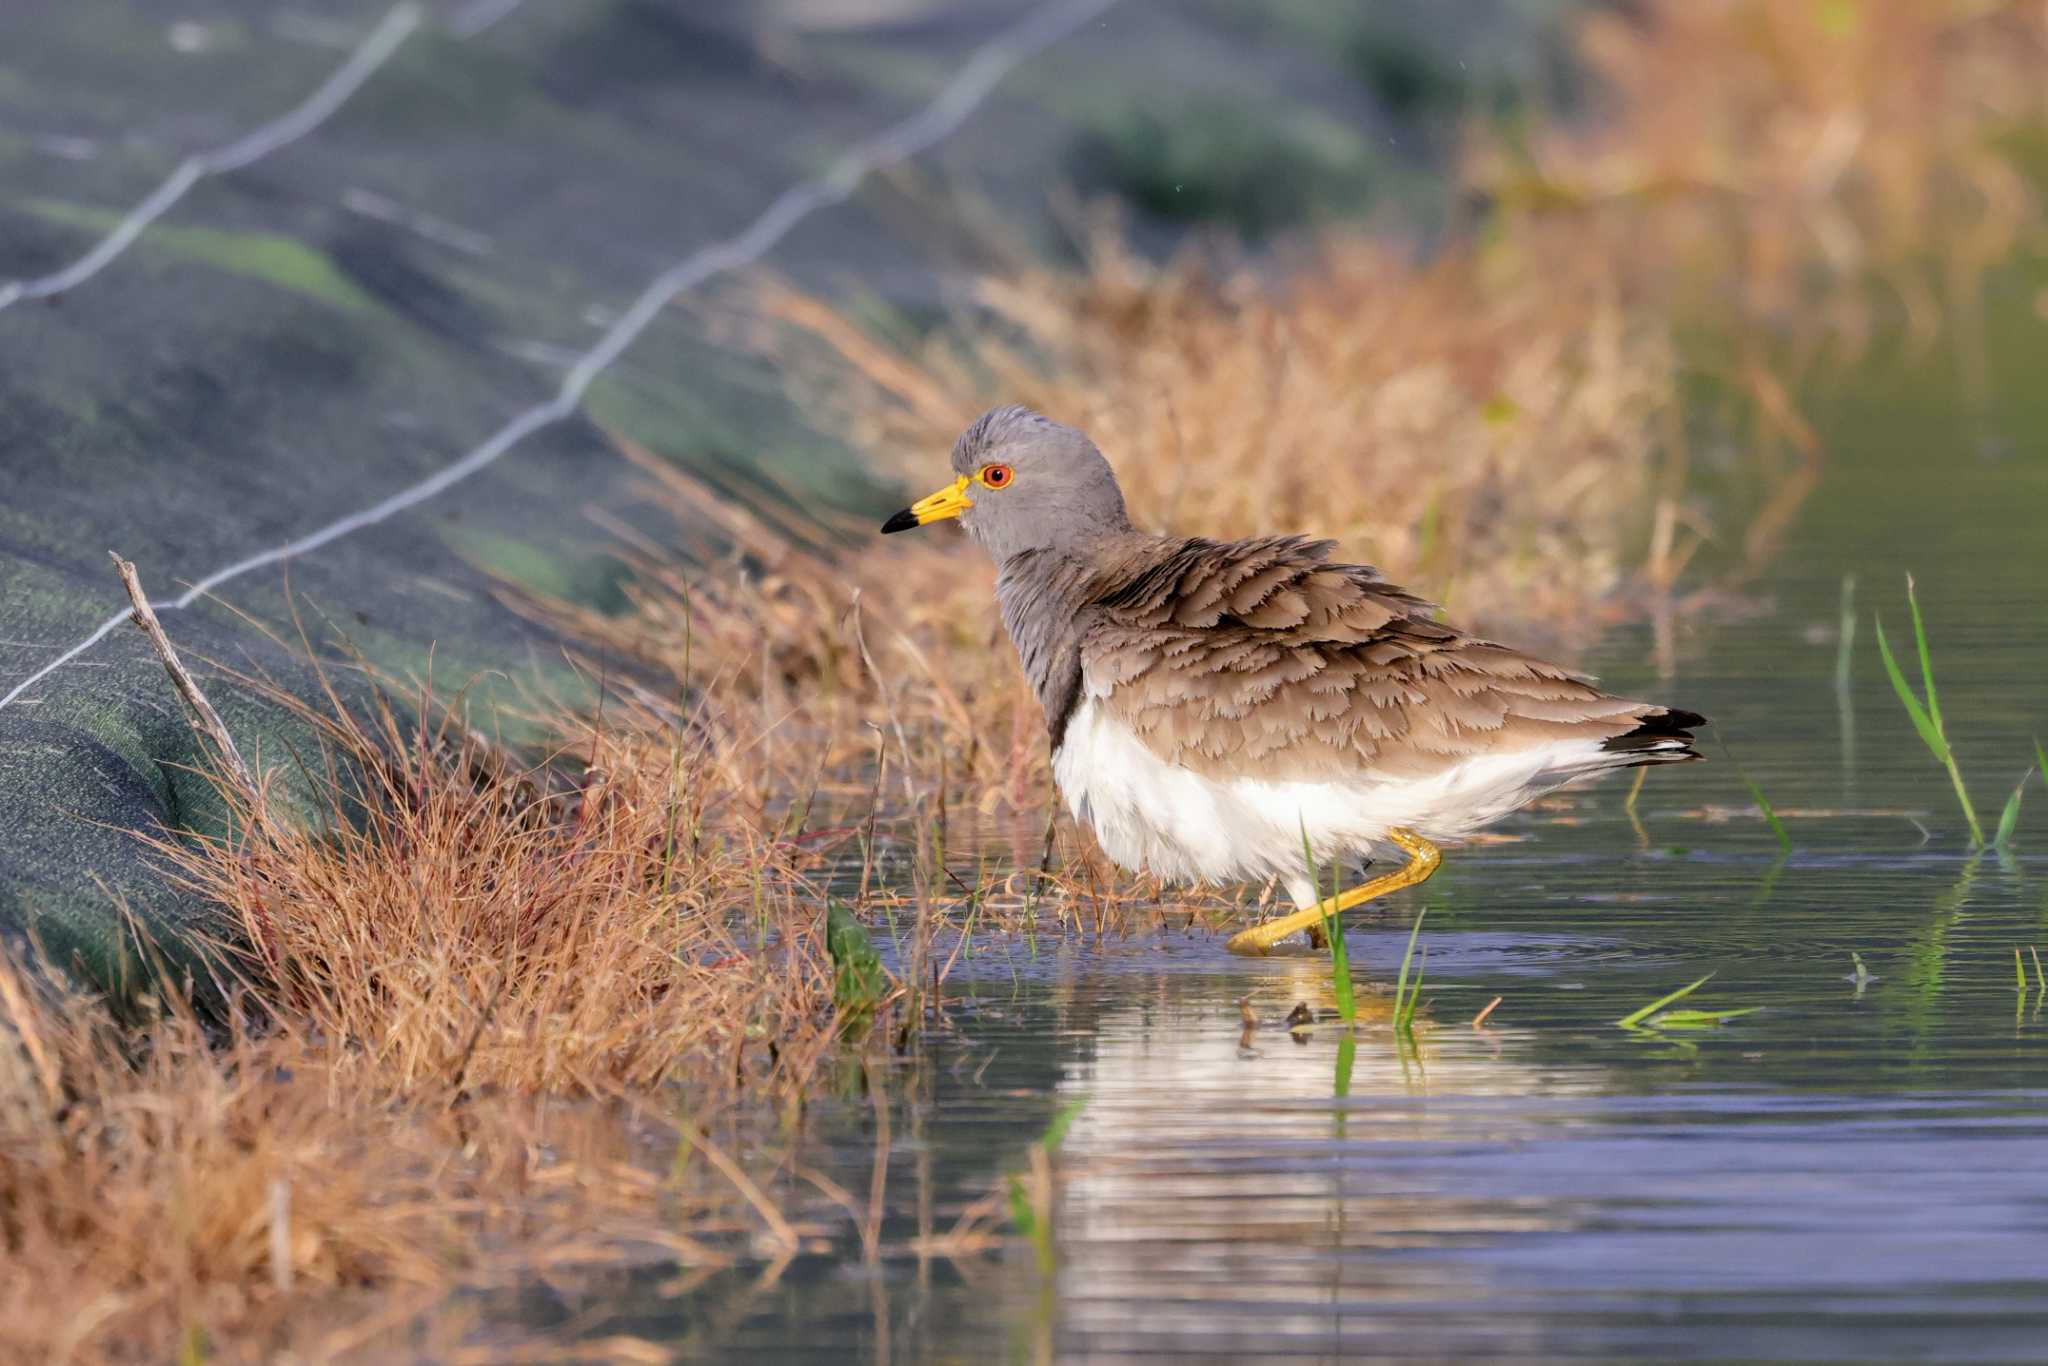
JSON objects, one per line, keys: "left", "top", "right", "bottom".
{"left": 110, "top": 552, "right": 259, "bottom": 808}
{"left": 795, "top": 1164, "right": 865, "bottom": 1230}
{"left": 685, "top": 1126, "right": 801, "bottom": 1256}
{"left": 848, "top": 592, "right": 915, "bottom": 805}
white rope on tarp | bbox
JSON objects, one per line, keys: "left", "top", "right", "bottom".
{"left": 0, "top": 0, "right": 1121, "bottom": 715}
{"left": 0, "top": 3, "right": 424, "bottom": 315}
{"left": 448, "top": 0, "right": 529, "bottom": 40}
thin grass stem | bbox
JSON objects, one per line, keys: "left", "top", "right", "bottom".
{"left": 1875, "top": 575, "right": 1983, "bottom": 845}
{"left": 1720, "top": 737, "right": 1791, "bottom": 851}
{"left": 1391, "top": 908, "right": 1427, "bottom": 1033}
{"left": 1301, "top": 820, "right": 1355, "bottom": 1024}
{"left": 1616, "top": 973, "right": 1713, "bottom": 1028}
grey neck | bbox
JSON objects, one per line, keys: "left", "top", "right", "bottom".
{"left": 993, "top": 546, "right": 1108, "bottom": 751}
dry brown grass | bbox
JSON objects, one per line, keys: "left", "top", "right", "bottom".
{"left": 0, "top": 961, "right": 830, "bottom": 1362}
{"left": 0, "top": 669, "right": 867, "bottom": 1361}
{"left": 165, "top": 676, "right": 840, "bottom": 1097}
{"left": 2, "top": 979, "right": 467, "bottom": 1361}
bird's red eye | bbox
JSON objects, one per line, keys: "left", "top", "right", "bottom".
{"left": 979, "top": 463, "right": 1013, "bottom": 489}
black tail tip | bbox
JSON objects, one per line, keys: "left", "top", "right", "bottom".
{"left": 1603, "top": 707, "right": 1707, "bottom": 762}
{"left": 1654, "top": 707, "right": 1708, "bottom": 733}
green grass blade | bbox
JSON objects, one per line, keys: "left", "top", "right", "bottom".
{"left": 1649, "top": 1006, "right": 1763, "bottom": 1029}
{"left": 1874, "top": 615, "right": 1944, "bottom": 757}
{"left": 2016, "top": 947, "right": 2028, "bottom": 992}
{"left": 1040, "top": 1096, "right": 1088, "bottom": 1154}
{"left": 1398, "top": 945, "right": 1429, "bottom": 1030}
{"left": 1951, "top": 768, "right": 1985, "bottom": 847}
{"left": 1876, "top": 605, "right": 1982, "bottom": 845}
{"left": 1905, "top": 574, "right": 1944, "bottom": 737}
{"left": 2035, "top": 737, "right": 2047, "bottom": 788}
{"left": 1749, "top": 776, "right": 1792, "bottom": 851}
{"left": 1301, "top": 819, "right": 1355, "bottom": 1023}
{"left": 1996, "top": 772, "right": 2026, "bottom": 848}
{"left": 1005, "top": 1175, "right": 1034, "bottom": 1239}
{"left": 1616, "top": 973, "right": 1713, "bottom": 1028}
{"left": 1392, "top": 907, "right": 1427, "bottom": 1031}
{"left": 1327, "top": 919, "right": 1355, "bottom": 1024}
{"left": 1333, "top": 1032, "right": 1356, "bottom": 1099}
{"left": 1721, "top": 738, "right": 1791, "bottom": 851}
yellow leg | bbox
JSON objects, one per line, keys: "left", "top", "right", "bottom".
{"left": 1225, "top": 829, "right": 1442, "bottom": 956}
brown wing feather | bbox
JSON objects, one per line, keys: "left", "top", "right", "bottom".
{"left": 1078, "top": 535, "right": 1688, "bottom": 782}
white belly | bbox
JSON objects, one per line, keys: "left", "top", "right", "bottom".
{"left": 1051, "top": 698, "right": 1615, "bottom": 892}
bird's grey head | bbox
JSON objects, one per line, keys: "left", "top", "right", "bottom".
{"left": 880, "top": 405, "right": 1132, "bottom": 564}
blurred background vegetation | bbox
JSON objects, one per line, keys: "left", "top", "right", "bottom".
{"left": 3, "top": 2, "right": 2048, "bottom": 1358}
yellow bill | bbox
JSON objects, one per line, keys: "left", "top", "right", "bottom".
{"left": 880, "top": 476, "right": 973, "bottom": 534}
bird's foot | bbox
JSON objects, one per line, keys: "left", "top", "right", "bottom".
{"left": 1225, "top": 829, "right": 1443, "bottom": 956}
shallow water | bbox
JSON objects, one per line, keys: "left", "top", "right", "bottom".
{"left": 544, "top": 287, "right": 2048, "bottom": 1361}
{"left": 641, "top": 850, "right": 2048, "bottom": 1361}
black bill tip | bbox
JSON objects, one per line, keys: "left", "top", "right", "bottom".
{"left": 880, "top": 508, "right": 921, "bottom": 535}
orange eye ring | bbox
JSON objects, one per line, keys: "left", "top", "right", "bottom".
{"left": 977, "top": 463, "right": 1014, "bottom": 489}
